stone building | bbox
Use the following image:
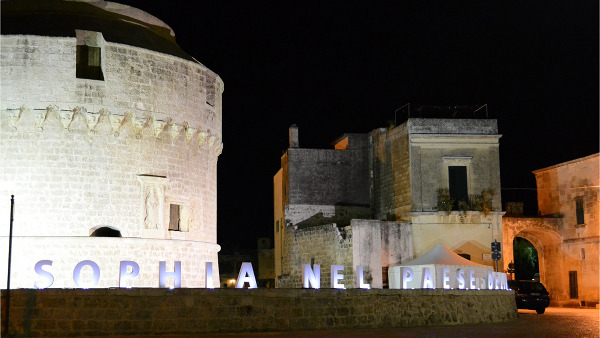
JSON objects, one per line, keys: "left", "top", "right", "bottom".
{"left": 0, "top": 0, "right": 223, "bottom": 288}
{"left": 503, "top": 153, "right": 599, "bottom": 307}
{"left": 274, "top": 118, "right": 503, "bottom": 288}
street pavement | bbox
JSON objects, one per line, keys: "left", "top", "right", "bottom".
{"left": 194, "top": 307, "right": 599, "bottom": 337}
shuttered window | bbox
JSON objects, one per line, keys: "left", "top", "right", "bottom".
{"left": 169, "top": 204, "right": 181, "bottom": 231}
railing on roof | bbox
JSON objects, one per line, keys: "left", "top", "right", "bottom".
{"left": 394, "top": 104, "right": 490, "bottom": 125}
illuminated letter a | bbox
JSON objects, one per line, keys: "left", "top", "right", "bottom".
{"left": 236, "top": 262, "right": 257, "bottom": 289}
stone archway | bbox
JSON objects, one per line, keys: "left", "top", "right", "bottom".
{"left": 503, "top": 217, "right": 569, "bottom": 305}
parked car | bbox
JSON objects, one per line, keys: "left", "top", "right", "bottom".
{"left": 508, "top": 280, "right": 550, "bottom": 314}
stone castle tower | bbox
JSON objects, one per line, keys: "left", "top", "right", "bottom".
{"left": 0, "top": 0, "right": 223, "bottom": 288}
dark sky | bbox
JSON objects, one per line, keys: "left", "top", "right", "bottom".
{"left": 116, "top": 1, "right": 598, "bottom": 252}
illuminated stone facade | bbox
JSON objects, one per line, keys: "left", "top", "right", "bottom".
{"left": 0, "top": 0, "right": 223, "bottom": 288}
{"left": 274, "top": 119, "right": 503, "bottom": 288}
{"left": 503, "top": 153, "right": 599, "bottom": 307}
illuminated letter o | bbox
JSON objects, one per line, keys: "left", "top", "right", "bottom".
{"left": 73, "top": 260, "right": 101, "bottom": 288}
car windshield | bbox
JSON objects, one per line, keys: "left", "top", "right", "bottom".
{"left": 520, "top": 282, "right": 547, "bottom": 293}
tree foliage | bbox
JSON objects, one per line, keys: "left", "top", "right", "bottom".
{"left": 513, "top": 237, "right": 539, "bottom": 280}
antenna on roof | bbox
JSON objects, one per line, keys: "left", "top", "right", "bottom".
{"left": 394, "top": 103, "right": 410, "bottom": 126}
{"left": 474, "top": 104, "right": 488, "bottom": 118}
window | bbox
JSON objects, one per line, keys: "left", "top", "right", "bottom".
{"left": 575, "top": 197, "right": 584, "bottom": 225}
{"left": 580, "top": 248, "right": 586, "bottom": 260}
{"left": 75, "top": 30, "right": 105, "bottom": 81}
{"left": 76, "top": 45, "right": 104, "bottom": 80}
{"left": 276, "top": 220, "right": 279, "bottom": 233}
{"left": 448, "top": 166, "right": 468, "bottom": 205}
{"left": 169, "top": 204, "right": 181, "bottom": 231}
{"left": 458, "top": 253, "right": 471, "bottom": 261}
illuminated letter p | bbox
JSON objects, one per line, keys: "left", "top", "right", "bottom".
{"left": 119, "top": 261, "right": 140, "bottom": 288}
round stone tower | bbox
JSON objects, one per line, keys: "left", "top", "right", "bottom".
{"left": 0, "top": 0, "right": 223, "bottom": 288}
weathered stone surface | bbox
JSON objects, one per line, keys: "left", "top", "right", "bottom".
{"left": 1, "top": 288, "right": 517, "bottom": 336}
{"left": 0, "top": 7, "right": 223, "bottom": 289}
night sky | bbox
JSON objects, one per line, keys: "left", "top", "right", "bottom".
{"left": 115, "top": 1, "right": 598, "bottom": 251}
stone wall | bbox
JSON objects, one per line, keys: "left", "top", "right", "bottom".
{"left": 1, "top": 35, "right": 223, "bottom": 132}
{"left": 506, "top": 153, "right": 599, "bottom": 307}
{"left": 0, "top": 237, "right": 220, "bottom": 289}
{"left": 0, "top": 33, "right": 223, "bottom": 289}
{"left": 0, "top": 108, "right": 220, "bottom": 240}
{"left": 279, "top": 223, "right": 353, "bottom": 288}
{"left": 371, "top": 124, "right": 411, "bottom": 221}
{"left": 1, "top": 288, "right": 517, "bottom": 336}
{"left": 287, "top": 147, "right": 370, "bottom": 207}
{"left": 411, "top": 212, "right": 504, "bottom": 268}
{"left": 278, "top": 220, "right": 412, "bottom": 289}
{"left": 407, "top": 118, "right": 498, "bottom": 135}
{"left": 352, "top": 220, "right": 413, "bottom": 288}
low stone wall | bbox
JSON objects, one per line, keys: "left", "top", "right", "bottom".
{"left": 1, "top": 288, "right": 517, "bottom": 336}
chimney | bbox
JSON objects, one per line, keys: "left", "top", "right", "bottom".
{"left": 289, "top": 124, "right": 299, "bottom": 148}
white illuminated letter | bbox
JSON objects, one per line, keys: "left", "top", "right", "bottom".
{"left": 442, "top": 268, "right": 450, "bottom": 289}
{"left": 401, "top": 267, "right": 414, "bottom": 289}
{"left": 236, "top": 262, "right": 257, "bottom": 289}
{"left": 119, "top": 261, "right": 139, "bottom": 288}
{"left": 205, "top": 262, "right": 214, "bottom": 289}
{"left": 34, "top": 260, "right": 54, "bottom": 289}
{"left": 73, "top": 260, "right": 100, "bottom": 289}
{"left": 330, "top": 265, "right": 345, "bottom": 289}
{"left": 421, "top": 267, "right": 434, "bottom": 289}
{"left": 501, "top": 273, "right": 508, "bottom": 290}
{"left": 159, "top": 261, "right": 182, "bottom": 288}
{"left": 456, "top": 269, "right": 465, "bottom": 289}
{"left": 468, "top": 269, "right": 476, "bottom": 290}
{"left": 487, "top": 271, "right": 494, "bottom": 290}
{"left": 356, "top": 266, "right": 371, "bottom": 289}
{"left": 494, "top": 272, "right": 501, "bottom": 290}
{"left": 302, "top": 264, "right": 321, "bottom": 289}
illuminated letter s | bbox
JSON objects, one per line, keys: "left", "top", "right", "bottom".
{"left": 34, "top": 260, "right": 54, "bottom": 289}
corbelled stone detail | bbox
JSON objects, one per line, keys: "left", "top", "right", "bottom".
{"left": 3, "top": 105, "right": 223, "bottom": 154}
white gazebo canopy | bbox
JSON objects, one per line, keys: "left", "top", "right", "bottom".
{"left": 401, "top": 243, "right": 488, "bottom": 267}
{"left": 388, "top": 243, "right": 497, "bottom": 289}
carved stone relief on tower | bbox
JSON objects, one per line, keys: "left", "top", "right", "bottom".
{"left": 137, "top": 175, "right": 168, "bottom": 235}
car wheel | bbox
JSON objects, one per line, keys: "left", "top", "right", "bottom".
{"left": 536, "top": 308, "right": 545, "bottom": 314}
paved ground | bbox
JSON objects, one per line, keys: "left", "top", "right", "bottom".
{"left": 192, "top": 307, "right": 599, "bottom": 337}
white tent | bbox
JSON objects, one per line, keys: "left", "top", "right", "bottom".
{"left": 388, "top": 243, "right": 504, "bottom": 290}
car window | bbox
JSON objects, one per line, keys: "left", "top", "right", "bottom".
{"left": 519, "top": 282, "right": 547, "bottom": 293}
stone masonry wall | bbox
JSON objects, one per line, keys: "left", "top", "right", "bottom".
{"left": 279, "top": 220, "right": 413, "bottom": 289}
{"left": 1, "top": 35, "right": 223, "bottom": 133}
{"left": 0, "top": 34, "right": 223, "bottom": 289}
{"left": 1, "top": 288, "right": 517, "bottom": 336}
{"left": 287, "top": 147, "right": 370, "bottom": 207}
{"left": 0, "top": 35, "right": 223, "bottom": 241}
{"left": 371, "top": 124, "right": 411, "bottom": 220}
{"left": 0, "top": 237, "right": 220, "bottom": 289}
{"left": 279, "top": 223, "right": 354, "bottom": 289}
{"left": 0, "top": 107, "right": 220, "bottom": 241}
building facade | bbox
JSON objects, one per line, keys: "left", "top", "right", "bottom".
{"left": 274, "top": 118, "right": 504, "bottom": 288}
{"left": 0, "top": 0, "right": 223, "bottom": 288}
{"left": 503, "top": 153, "right": 599, "bottom": 307}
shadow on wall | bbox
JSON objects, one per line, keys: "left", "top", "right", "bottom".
{"left": 295, "top": 204, "right": 372, "bottom": 229}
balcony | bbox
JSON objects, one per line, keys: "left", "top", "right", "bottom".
{"left": 437, "top": 188, "right": 494, "bottom": 215}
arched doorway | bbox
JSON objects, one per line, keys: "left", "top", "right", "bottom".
{"left": 512, "top": 237, "right": 539, "bottom": 281}
{"left": 503, "top": 217, "right": 568, "bottom": 305}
